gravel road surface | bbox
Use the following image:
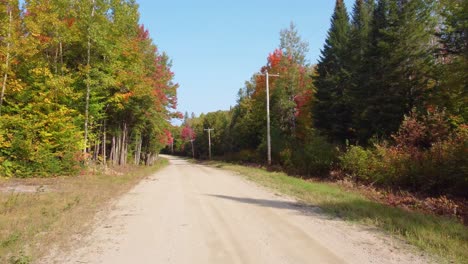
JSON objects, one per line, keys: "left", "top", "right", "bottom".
{"left": 43, "top": 155, "right": 432, "bottom": 264}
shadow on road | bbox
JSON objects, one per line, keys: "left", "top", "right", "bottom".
{"left": 205, "top": 194, "right": 329, "bottom": 219}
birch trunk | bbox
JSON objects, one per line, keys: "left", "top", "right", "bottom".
{"left": 0, "top": 5, "right": 13, "bottom": 116}
{"left": 134, "top": 135, "right": 142, "bottom": 165}
{"left": 116, "top": 133, "right": 121, "bottom": 165}
{"left": 119, "top": 123, "right": 127, "bottom": 166}
{"left": 102, "top": 120, "right": 106, "bottom": 167}
{"left": 111, "top": 135, "right": 117, "bottom": 166}
{"left": 59, "top": 41, "right": 63, "bottom": 75}
{"left": 94, "top": 139, "right": 100, "bottom": 161}
{"left": 137, "top": 137, "right": 142, "bottom": 165}
{"left": 84, "top": 0, "right": 96, "bottom": 154}
{"left": 134, "top": 135, "right": 138, "bottom": 165}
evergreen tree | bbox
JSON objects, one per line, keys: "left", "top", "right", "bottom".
{"left": 314, "top": 0, "right": 352, "bottom": 143}
{"left": 348, "top": 0, "right": 374, "bottom": 142}
{"left": 432, "top": 0, "right": 467, "bottom": 122}
{"left": 359, "top": 0, "right": 436, "bottom": 141}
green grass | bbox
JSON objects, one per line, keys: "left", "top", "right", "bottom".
{"left": 209, "top": 162, "right": 468, "bottom": 264}
{"left": 0, "top": 158, "right": 168, "bottom": 263}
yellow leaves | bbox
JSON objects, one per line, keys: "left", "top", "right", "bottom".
{"left": 109, "top": 93, "right": 125, "bottom": 110}
{"left": 30, "top": 67, "right": 53, "bottom": 79}
{"left": 7, "top": 78, "right": 23, "bottom": 92}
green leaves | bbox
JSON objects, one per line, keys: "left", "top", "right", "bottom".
{"left": 0, "top": 0, "right": 179, "bottom": 175}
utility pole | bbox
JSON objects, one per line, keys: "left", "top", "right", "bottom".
{"left": 256, "top": 70, "right": 279, "bottom": 166}
{"left": 204, "top": 128, "right": 214, "bottom": 160}
{"left": 190, "top": 139, "right": 195, "bottom": 158}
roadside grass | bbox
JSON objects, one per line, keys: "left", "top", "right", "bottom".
{"left": 0, "top": 158, "right": 168, "bottom": 264}
{"left": 208, "top": 162, "right": 468, "bottom": 264}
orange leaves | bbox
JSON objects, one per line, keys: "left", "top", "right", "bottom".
{"left": 268, "top": 49, "right": 283, "bottom": 68}
{"left": 159, "top": 129, "right": 174, "bottom": 145}
{"left": 64, "top": 17, "right": 75, "bottom": 28}
{"left": 122, "top": 91, "right": 133, "bottom": 101}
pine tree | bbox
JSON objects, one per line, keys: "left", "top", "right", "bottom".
{"left": 348, "top": 0, "right": 374, "bottom": 142}
{"left": 433, "top": 0, "right": 467, "bottom": 122}
{"left": 359, "top": 0, "right": 436, "bottom": 141}
{"left": 314, "top": 0, "right": 352, "bottom": 143}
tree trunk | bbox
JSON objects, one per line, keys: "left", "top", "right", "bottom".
{"left": 102, "top": 120, "right": 106, "bottom": 167}
{"left": 84, "top": 0, "right": 96, "bottom": 155}
{"left": 137, "top": 137, "right": 142, "bottom": 165}
{"left": 116, "top": 133, "right": 121, "bottom": 165}
{"left": 119, "top": 123, "right": 127, "bottom": 166}
{"left": 54, "top": 45, "right": 59, "bottom": 74}
{"left": 111, "top": 135, "right": 118, "bottom": 166}
{"left": 59, "top": 41, "right": 64, "bottom": 76}
{"left": 134, "top": 134, "right": 142, "bottom": 165}
{"left": 146, "top": 152, "right": 152, "bottom": 166}
{"left": 93, "top": 139, "right": 100, "bottom": 161}
{"left": 110, "top": 136, "right": 115, "bottom": 164}
{"left": 0, "top": 5, "right": 13, "bottom": 116}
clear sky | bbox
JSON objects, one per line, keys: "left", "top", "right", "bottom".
{"left": 136, "top": 0, "right": 355, "bottom": 121}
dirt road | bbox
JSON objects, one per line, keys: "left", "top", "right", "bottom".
{"left": 44, "top": 156, "right": 431, "bottom": 264}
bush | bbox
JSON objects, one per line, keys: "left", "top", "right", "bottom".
{"left": 0, "top": 111, "right": 83, "bottom": 178}
{"left": 225, "top": 149, "right": 261, "bottom": 163}
{"left": 339, "top": 113, "right": 467, "bottom": 197}
{"left": 340, "top": 145, "right": 380, "bottom": 182}
{"left": 287, "top": 134, "right": 339, "bottom": 177}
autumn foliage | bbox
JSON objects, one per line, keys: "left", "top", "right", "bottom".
{"left": 0, "top": 0, "right": 178, "bottom": 176}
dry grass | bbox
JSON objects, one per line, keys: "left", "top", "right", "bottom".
{"left": 0, "top": 159, "right": 168, "bottom": 264}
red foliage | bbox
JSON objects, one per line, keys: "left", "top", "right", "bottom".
{"left": 181, "top": 126, "right": 195, "bottom": 141}
{"left": 138, "top": 24, "right": 150, "bottom": 41}
{"left": 159, "top": 130, "right": 173, "bottom": 145}
{"left": 268, "top": 49, "right": 283, "bottom": 68}
{"left": 393, "top": 109, "right": 451, "bottom": 151}
{"left": 174, "top": 111, "right": 184, "bottom": 119}
{"left": 294, "top": 90, "right": 312, "bottom": 117}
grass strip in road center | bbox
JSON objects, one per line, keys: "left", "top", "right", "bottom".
{"left": 0, "top": 158, "right": 168, "bottom": 264}
{"left": 206, "top": 161, "right": 467, "bottom": 264}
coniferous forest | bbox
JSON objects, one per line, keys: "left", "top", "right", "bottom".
{"left": 0, "top": 0, "right": 179, "bottom": 177}
{"left": 171, "top": 0, "right": 467, "bottom": 198}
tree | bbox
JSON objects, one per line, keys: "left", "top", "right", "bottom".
{"left": 348, "top": 0, "right": 374, "bottom": 142}
{"left": 314, "top": 0, "right": 353, "bottom": 143}
{"left": 0, "top": 0, "right": 179, "bottom": 176}
{"left": 432, "top": 0, "right": 467, "bottom": 123}
{"left": 279, "top": 22, "right": 310, "bottom": 65}
{"left": 0, "top": 0, "right": 21, "bottom": 116}
{"left": 181, "top": 125, "right": 196, "bottom": 158}
{"left": 358, "top": 0, "right": 436, "bottom": 141}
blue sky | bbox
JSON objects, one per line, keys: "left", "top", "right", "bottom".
{"left": 137, "top": 0, "right": 355, "bottom": 120}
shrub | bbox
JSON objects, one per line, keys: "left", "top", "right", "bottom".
{"left": 340, "top": 145, "right": 379, "bottom": 182}
{"left": 288, "top": 134, "right": 339, "bottom": 177}
{"left": 225, "top": 149, "right": 261, "bottom": 163}
{"left": 0, "top": 112, "right": 82, "bottom": 178}
{"left": 339, "top": 111, "right": 467, "bottom": 197}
